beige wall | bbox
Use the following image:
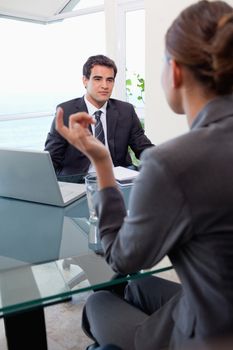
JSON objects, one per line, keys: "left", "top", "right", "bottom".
{"left": 145, "top": 0, "right": 233, "bottom": 144}
{"left": 144, "top": 0, "right": 196, "bottom": 144}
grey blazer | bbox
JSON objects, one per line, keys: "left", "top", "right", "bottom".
{"left": 96, "top": 94, "right": 233, "bottom": 349}
{"left": 44, "top": 96, "right": 153, "bottom": 175}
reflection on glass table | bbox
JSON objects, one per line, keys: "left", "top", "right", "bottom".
{"left": 0, "top": 186, "right": 173, "bottom": 350}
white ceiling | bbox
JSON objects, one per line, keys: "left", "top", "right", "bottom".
{"left": 0, "top": 0, "right": 80, "bottom": 23}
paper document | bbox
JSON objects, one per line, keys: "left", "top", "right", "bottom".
{"left": 113, "top": 166, "right": 139, "bottom": 185}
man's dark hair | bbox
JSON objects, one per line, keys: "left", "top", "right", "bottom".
{"left": 83, "top": 54, "right": 118, "bottom": 79}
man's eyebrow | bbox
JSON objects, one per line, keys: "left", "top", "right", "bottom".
{"left": 92, "top": 75, "right": 114, "bottom": 79}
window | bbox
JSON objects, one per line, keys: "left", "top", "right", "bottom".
{"left": 0, "top": 9, "right": 105, "bottom": 149}
{"left": 125, "top": 9, "right": 145, "bottom": 120}
{"left": 0, "top": 12, "right": 105, "bottom": 117}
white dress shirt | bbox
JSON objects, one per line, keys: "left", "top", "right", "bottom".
{"left": 84, "top": 96, "right": 111, "bottom": 173}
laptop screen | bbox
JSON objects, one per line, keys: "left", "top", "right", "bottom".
{"left": 0, "top": 148, "right": 86, "bottom": 206}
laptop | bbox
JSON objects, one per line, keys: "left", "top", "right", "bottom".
{"left": 0, "top": 148, "right": 86, "bottom": 206}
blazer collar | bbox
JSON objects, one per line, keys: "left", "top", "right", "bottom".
{"left": 106, "top": 99, "right": 118, "bottom": 136}
{"left": 191, "top": 94, "right": 233, "bottom": 130}
{"left": 75, "top": 96, "right": 88, "bottom": 112}
{"left": 106, "top": 100, "right": 118, "bottom": 159}
{"left": 72, "top": 96, "right": 90, "bottom": 134}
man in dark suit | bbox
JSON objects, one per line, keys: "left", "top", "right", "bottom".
{"left": 44, "top": 55, "right": 153, "bottom": 177}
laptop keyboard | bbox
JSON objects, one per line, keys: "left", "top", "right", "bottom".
{"left": 59, "top": 183, "right": 79, "bottom": 202}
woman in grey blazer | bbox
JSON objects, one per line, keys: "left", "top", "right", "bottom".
{"left": 55, "top": 1, "right": 233, "bottom": 349}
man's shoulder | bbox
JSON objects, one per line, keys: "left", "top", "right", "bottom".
{"left": 108, "top": 98, "right": 134, "bottom": 110}
{"left": 57, "top": 97, "right": 83, "bottom": 109}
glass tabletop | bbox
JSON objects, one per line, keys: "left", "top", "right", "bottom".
{"left": 0, "top": 187, "right": 173, "bottom": 316}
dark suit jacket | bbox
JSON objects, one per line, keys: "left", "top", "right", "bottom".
{"left": 44, "top": 97, "right": 153, "bottom": 175}
{"left": 96, "top": 94, "right": 233, "bottom": 349}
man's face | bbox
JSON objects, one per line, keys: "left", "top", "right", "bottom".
{"left": 83, "top": 65, "right": 115, "bottom": 108}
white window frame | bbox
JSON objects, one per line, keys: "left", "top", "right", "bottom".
{"left": 105, "top": 0, "right": 144, "bottom": 101}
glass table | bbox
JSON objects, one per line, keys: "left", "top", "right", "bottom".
{"left": 0, "top": 187, "right": 173, "bottom": 349}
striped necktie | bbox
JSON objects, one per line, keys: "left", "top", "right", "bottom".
{"left": 94, "top": 110, "right": 105, "bottom": 144}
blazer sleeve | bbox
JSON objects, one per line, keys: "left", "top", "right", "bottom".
{"left": 44, "top": 115, "right": 68, "bottom": 174}
{"left": 96, "top": 147, "right": 192, "bottom": 274}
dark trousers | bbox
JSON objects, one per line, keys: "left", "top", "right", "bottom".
{"left": 82, "top": 276, "right": 181, "bottom": 350}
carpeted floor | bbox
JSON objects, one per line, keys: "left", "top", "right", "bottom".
{"left": 0, "top": 292, "right": 91, "bottom": 350}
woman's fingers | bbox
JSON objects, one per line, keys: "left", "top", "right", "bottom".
{"left": 56, "top": 108, "right": 94, "bottom": 141}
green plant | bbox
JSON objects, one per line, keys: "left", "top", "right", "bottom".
{"left": 126, "top": 71, "right": 145, "bottom": 105}
{"left": 126, "top": 71, "right": 145, "bottom": 167}
{"left": 129, "top": 148, "right": 140, "bottom": 167}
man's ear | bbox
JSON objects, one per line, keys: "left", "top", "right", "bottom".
{"left": 82, "top": 76, "right": 87, "bottom": 88}
{"left": 170, "top": 60, "right": 182, "bottom": 88}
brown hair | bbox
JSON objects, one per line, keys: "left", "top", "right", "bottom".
{"left": 165, "top": 0, "right": 233, "bottom": 95}
{"left": 83, "top": 55, "right": 117, "bottom": 79}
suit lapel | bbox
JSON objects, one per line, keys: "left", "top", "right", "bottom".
{"left": 106, "top": 100, "right": 118, "bottom": 159}
{"left": 75, "top": 96, "right": 92, "bottom": 134}
{"left": 75, "top": 96, "right": 88, "bottom": 112}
